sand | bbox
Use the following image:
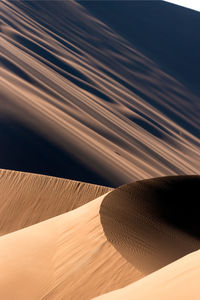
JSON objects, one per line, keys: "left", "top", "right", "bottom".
{"left": 1, "top": 0, "right": 200, "bottom": 185}
{"left": 99, "top": 175, "right": 200, "bottom": 274}
{"left": 0, "top": 168, "right": 112, "bottom": 236}
{"left": 0, "top": 194, "right": 141, "bottom": 300}
{"left": 93, "top": 250, "right": 200, "bottom": 300}
{"left": 0, "top": 0, "right": 199, "bottom": 299}
{"left": 0, "top": 175, "right": 199, "bottom": 299}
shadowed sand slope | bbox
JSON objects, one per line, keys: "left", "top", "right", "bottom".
{"left": 0, "top": 176, "right": 199, "bottom": 299}
{"left": 93, "top": 250, "right": 200, "bottom": 300}
{"left": 100, "top": 175, "right": 200, "bottom": 274}
{"left": 0, "top": 169, "right": 112, "bottom": 236}
{"left": 0, "top": 117, "right": 114, "bottom": 186}
{"left": 82, "top": 1, "right": 200, "bottom": 95}
{"left": 1, "top": 0, "right": 200, "bottom": 185}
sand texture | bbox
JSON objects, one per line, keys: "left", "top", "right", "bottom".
{"left": 0, "top": 0, "right": 199, "bottom": 299}
{"left": 1, "top": 0, "right": 199, "bottom": 186}
{"left": 0, "top": 169, "right": 112, "bottom": 236}
{"left": 0, "top": 175, "right": 199, "bottom": 299}
{"left": 93, "top": 250, "right": 200, "bottom": 300}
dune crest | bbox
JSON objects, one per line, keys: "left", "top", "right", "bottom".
{"left": 0, "top": 168, "right": 112, "bottom": 236}
{"left": 0, "top": 0, "right": 199, "bottom": 298}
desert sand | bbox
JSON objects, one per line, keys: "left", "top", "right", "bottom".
{"left": 94, "top": 250, "right": 200, "bottom": 300}
{"left": 0, "top": 0, "right": 199, "bottom": 299}
{"left": 0, "top": 169, "right": 112, "bottom": 236}
{"left": 0, "top": 175, "right": 199, "bottom": 299}
{"left": 1, "top": 0, "right": 200, "bottom": 185}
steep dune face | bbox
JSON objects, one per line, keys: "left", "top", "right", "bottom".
{"left": 93, "top": 250, "right": 200, "bottom": 300}
{"left": 0, "top": 176, "right": 199, "bottom": 299}
{"left": 100, "top": 175, "right": 200, "bottom": 275}
{"left": 1, "top": 0, "right": 199, "bottom": 185}
{"left": 0, "top": 169, "right": 112, "bottom": 236}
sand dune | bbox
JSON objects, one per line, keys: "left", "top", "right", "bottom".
{"left": 93, "top": 250, "right": 200, "bottom": 300}
{"left": 0, "top": 0, "right": 199, "bottom": 298}
{"left": 82, "top": 1, "right": 200, "bottom": 95}
{"left": 0, "top": 194, "right": 141, "bottom": 300}
{"left": 0, "top": 168, "right": 112, "bottom": 236}
{"left": 0, "top": 175, "right": 199, "bottom": 299}
{"left": 100, "top": 175, "right": 200, "bottom": 274}
{"left": 1, "top": 0, "right": 199, "bottom": 185}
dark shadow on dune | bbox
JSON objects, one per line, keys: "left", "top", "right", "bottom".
{"left": 7, "top": 0, "right": 199, "bottom": 139}
{"left": 0, "top": 117, "right": 113, "bottom": 186}
{"left": 82, "top": 1, "right": 200, "bottom": 95}
{"left": 1, "top": 57, "right": 34, "bottom": 84}
{"left": 15, "top": 35, "right": 89, "bottom": 82}
{"left": 100, "top": 176, "right": 200, "bottom": 275}
{"left": 13, "top": 35, "right": 115, "bottom": 104}
{"left": 80, "top": 1, "right": 200, "bottom": 139}
{"left": 130, "top": 117, "right": 166, "bottom": 139}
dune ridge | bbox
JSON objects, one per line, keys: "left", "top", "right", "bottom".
{"left": 1, "top": 0, "right": 199, "bottom": 185}
{"left": 100, "top": 175, "right": 200, "bottom": 275}
{"left": 0, "top": 175, "right": 199, "bottom": 299}
{"left": 0, "top": 168, "right": 112, "bottom": 236}
{"left": 0, "top": 0, "right": 199, "bottom": 298}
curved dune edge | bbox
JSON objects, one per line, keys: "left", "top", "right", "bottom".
{"left": 0, "top": 168, "right": 112, "bottom": 236}
{"left": 0, "top": 176, "right": 199, "bottom": 299}
{"left": 0, "top": 194, "right": 142, "bottom": 300}
{"left": 100, "top": 175, "right": 200, "bottom": 275}
{"left": 93, "top": 250, "right": 200, "bottom": 300}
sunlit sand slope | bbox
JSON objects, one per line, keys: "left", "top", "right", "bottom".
{"left": 0, "top": 195, "right": 142, "bottom": 300}
{"left": 93, "top": 250, "right": 200, "bottom": 300}
{"left": 1, "top": 0, "right": 199, "bottom": 185}
{"left": 0, "top": 169, "right": 112, "bottom": 236}
{"left": 0, "top": 176, "right": 199, "bottom": 299}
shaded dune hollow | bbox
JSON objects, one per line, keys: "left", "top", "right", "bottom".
{"left": 100, "top": 175, "right": 200, "bottom": 275}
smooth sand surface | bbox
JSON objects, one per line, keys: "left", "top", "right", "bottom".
{"left": 0, "top": 195, "right": 142, "bottom": 300}
{"left": 0, "top": 175, "right": 199, "bottom": 299}
{"left": 0, "top": 168, "right": 112, "bottom": 236}
{"left": 93, "top": 250, "right": 200, "bottom": 300}
{"left": 1, "top": 0, "right": 200, "bottom": 185}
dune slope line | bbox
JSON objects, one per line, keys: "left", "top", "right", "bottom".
{"left": 0, "top": 168, "right": 112, "bottom": 236}
{"left": 0, "top": 175, "right": 199, "bottom": 299}
{"left": 0, "top": 194, "right": 142, "bottom": 300}
{"left": 1, "top": 0, "right": 200, "bottom": 184}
